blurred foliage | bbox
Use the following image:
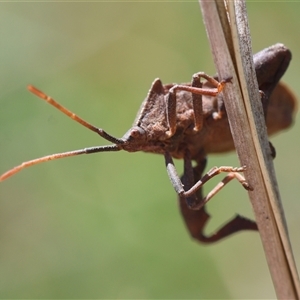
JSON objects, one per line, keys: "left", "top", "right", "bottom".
{"left": 1, "top": 2, "right": 300, "bottom": 299}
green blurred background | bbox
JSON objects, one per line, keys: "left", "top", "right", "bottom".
{"left": 1, "top": 2, "right": 300, "bottom": 299}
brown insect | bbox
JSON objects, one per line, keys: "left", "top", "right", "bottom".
{"left": 0, "top": 43, "right": 296, "bottom": 243}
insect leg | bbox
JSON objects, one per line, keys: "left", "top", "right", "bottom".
{"left": 165, "top": 73, "right": 231, "bottom": 137}
{"left": 164, "top": 151, "right": 250, "bottom": 203}
{"left": 190, "top": 73, "right": 203, "bottom": 132}
{"left": 191, "top": 72, "right": 231, "bottom": 131}
{"left": 179, "top": 155, "right": 257, "bottom": 244}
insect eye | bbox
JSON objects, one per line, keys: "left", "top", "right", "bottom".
{"left": 130, "top": 126, "right": 146, "bottom": 139}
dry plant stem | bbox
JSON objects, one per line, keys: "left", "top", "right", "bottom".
{"left": 200, "top": 0, "right": 300, "bottom": 299}
{"left": 230, "top": 3, "right": 300, "bottom": 297}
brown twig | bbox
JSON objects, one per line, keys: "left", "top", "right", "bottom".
{"left": 199, "top": 0, "right": 300, "bottom": 298}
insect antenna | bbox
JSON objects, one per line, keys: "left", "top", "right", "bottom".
{"left": 28, "top": 85, "right": 125, "bottom": 145}
{"left": 0, "top": 145, "right": 120, "bottom": 181}
{"left": 0, "top": 86, "right": 124, "bottom": 181}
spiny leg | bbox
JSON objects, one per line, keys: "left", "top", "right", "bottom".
{"left": 164, "top": 151, "right": 250, "bottom": 203}
{"left": 179, "top": 156, "right": 212, "bottom": 242}
{"left": 192, "top": 171, "right": 251, "bottom": 210}
{"left": 184, "top": 167, "right": 252, "bottom": 207}
{"left": 165, "top": 73, "right": 231, "bottom": 137}
{"left": 178, "top": 153, "right": 257, "bottom": 244}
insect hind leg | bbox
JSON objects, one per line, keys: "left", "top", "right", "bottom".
{"left": 178, "top": 155, "right": 257, "bottom": 244}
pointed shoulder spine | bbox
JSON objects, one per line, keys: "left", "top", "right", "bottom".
{"left": 133, "top": 78, "right": 165, "bottom": 126}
